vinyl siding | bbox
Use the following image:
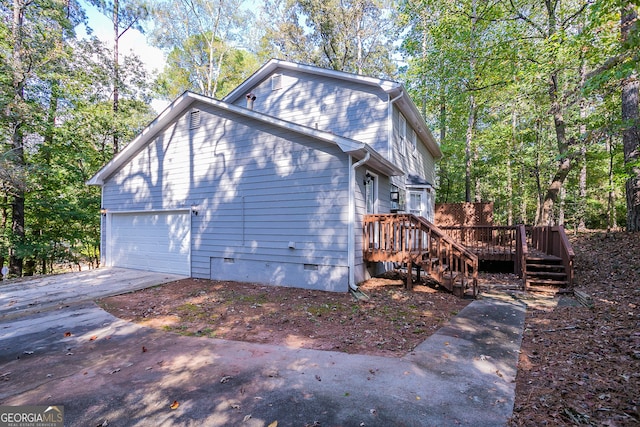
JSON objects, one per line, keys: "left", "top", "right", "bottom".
{"left": 102, "top": 101, "right": 351, "bottom": 291}
{"left": 389, "top": 106, "right": 436, "bottom": 187}
{"left": 353, "top": 165, "right": 391, "bottom": 284}
{"left": 232, "top": 69, "right": 389, "bottom": 155}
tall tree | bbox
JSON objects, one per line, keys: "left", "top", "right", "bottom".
{"left": 149, "top": 0, "right": 252, "bottom": 99}
{"left": 261, "top": 0, "right": 397, "bottom": 77}
{"left": 1, "top": 0, "right": 81, "bottom": 276}
{"left": 621, "top": 2, "right": 639, "bottom": 231}
{"left": 88, "top": 0, "right": 148, "bottom": 153}
{"left": 154, "top": 32, "right": 259, "bottom": 100}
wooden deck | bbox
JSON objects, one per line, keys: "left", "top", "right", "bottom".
{"left": 363, "top": 215, "right": 575, "bottom": 296}
{"left": 363, "top": 214, "right": 479, "bottom": 297}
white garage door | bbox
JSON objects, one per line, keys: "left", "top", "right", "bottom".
{"left": 108, "top": 211, "right": 190, "bottom": 276}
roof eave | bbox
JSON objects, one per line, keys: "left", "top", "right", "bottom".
{"left": 224, "top": 59, "right": 401, "bottom": 104}
{"left": 87, "top": 90, "right": 392, "bottom": 185}
{"left": 86, "top": 91, "right": 198, "bottom": 186}
{"left": 391, "top": 87, "right": 443, "bottom": 160}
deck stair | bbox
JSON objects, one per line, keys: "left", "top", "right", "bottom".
{"left": 525, "top": 254, "right": 569, "bottom": 289}
{"left": 363, "top": 214, "right": 478, "bottom": 298}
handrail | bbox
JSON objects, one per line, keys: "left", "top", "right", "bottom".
{"left": 528, "top": 225, "right": 575, "bottom": 287}
{"left": 555, "top": 226, "right": 575, "bottom": 286}
{"left": 363, "top": 214, "right": 478, "bottom": 297}
{"left": 516, "top": 224, "right": 528, "bottom": 290}
{"left": 413, "top": 216, "right": 479, "bottom": 263}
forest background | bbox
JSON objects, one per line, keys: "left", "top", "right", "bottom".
{"left": 0, "top": 0, "right": 638, "bottom": 277}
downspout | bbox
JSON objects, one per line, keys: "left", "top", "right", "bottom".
{"left": 100, "top": 187, "right": 106, "bottom": 268}
{"left": 387, "top": 91, "right": 404, "bottom": 161}
{"left": 348, "top": 151, "right": 370, "bottom": 290}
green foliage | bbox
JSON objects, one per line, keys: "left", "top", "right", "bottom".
{"left": 399, "top": 0, "right": 633, "bottom": 228}
{"left": 154, "top": 32, "right": 260, "bottom": 99}
{"left": 148, "top": 0, "right": 255, "bottom": 99}
{"left": 258, "top": 0, "right": 398, "bottom": 77}
{"left": 0, "top": 0, "right": 154, "bottom": 275}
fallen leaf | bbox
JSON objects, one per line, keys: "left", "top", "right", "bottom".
{"left": 64, "top": 331, "right": 72, "bottom": 337}
{"left": 220, "top": 375, "right": 233, "bottom": 383}
{"left": 243, "top": 414, "right": 252, "bottom": 422}
{"left": 142, "top": 346, "right": 147, "bottom": 353}
{"left": 170, "top": 400, "right": 179, "bottom": 410}
{"left": 89, "top": 336, "right": 98, "bottom": 341}
{"left": 267, "top": 421, "right": 278, "bottom": 427}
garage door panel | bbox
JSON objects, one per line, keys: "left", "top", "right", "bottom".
{"left": 109, "top": 212, "right": 190, "bottom": 276}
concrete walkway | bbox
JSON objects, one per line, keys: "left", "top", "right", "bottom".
{"left": 0, "top": 270, "right": 526, "bottom": 426}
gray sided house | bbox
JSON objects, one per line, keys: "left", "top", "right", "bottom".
{"left": 87, "top": 60, "right": 442, "bottom": 292}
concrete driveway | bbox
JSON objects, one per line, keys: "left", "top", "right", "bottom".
{"left": 0, "top": 268, "right": 187, "bottom": 321}
{"left": 0, "top": 269, "right": 526, "bottom": 426}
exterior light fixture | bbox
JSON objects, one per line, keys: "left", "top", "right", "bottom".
{"left": 363, "top": 172, "right": 373, "bottom": 186}
{"left": 100, "top": 208, "right": 107, "bottom": 216}
{"left": 191, "top": 204, "right": 198, "bottom": 216}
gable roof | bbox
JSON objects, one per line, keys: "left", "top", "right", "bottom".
{"left": 224, "top": 59, "right": 442, "bottom": 160}
{"left": 87, "top": 91, "right": 403, "bottom": 186}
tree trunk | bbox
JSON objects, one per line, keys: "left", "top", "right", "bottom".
{"left": 465, "top": 0, "right": 478, "bottom": 203}
{"left": 439, "top": 92, "right": 446, "bottom": 144}
{"left": 507, "top": 107, "right": 515, "bottom": 226}
{"left": 578, "top": 56, "right": 588, "bottom": 230}
{"left": 9, "top": 0, "right": 26, "bottom": 277}
{"left": 113, "top": 0, "right": 120, "bottom": 153}
{"left": 465, "top": 95, "right": 475, "bottom": 203}
{"left": 607, "top": 135, "right": 617, "bottom": 231}
{"left": 537, "top": 1, "right": 576, "bottom": 225}
{"left": 559, "top": 186, "right": 566, "bottom": 226}
{"left": 621, "top": 4, "right": 640, "bottom": 231}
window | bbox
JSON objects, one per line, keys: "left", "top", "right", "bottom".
{"left": 399, "top": 113, "right": 406, "bottom": 141}
{"left": 272, "top": 74, "right": 282, "bottom": 90}
{"left": 408, "top": 128, "right": 417, "bottom": 152}
{"left": 364, "top": 171, "right": 378, "bottom": 214}
{"left": 408, "top": 191, "right": 422, "bottom": 216}
{"left": 390, "top": 185, "right": 406, "bottom": 212}
{"left": 190, "top": 109, "right": 201, "bottom": 129}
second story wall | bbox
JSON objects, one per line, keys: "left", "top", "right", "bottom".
{"left": 390, "top": 106, "right": 437, "bottom": 187}
{"left": 231, "top": 69, "right": 389, "bottom": 156}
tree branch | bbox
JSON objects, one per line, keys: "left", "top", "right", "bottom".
{"left": 508, "top": 0, "right": 546, "bottom": 36}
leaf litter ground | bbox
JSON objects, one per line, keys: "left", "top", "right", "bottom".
{"left": 98, "top": 231, "right": 639, "bottom": 426}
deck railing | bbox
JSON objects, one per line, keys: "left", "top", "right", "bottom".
{"left": 363, "top": 214, "right": 478, "bottom": 296}
{"left": 438, "top": 226, "right": 519, "bottom": 261}
{"left": 528, "top": 226, "right": 575, "bottom": 286}
{"left": 363, "top": 214, "right": 574, "bottom": 295}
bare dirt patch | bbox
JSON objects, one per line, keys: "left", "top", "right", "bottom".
{"left": 98, "top": 275, "right": 470, "bottom": 358}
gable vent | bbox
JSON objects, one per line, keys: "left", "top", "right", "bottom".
{"left": 190, "top": 109, "right": 201, "bottom": 129}
{"left": 272, "top": 74, "right": 282, "bottom": 90}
